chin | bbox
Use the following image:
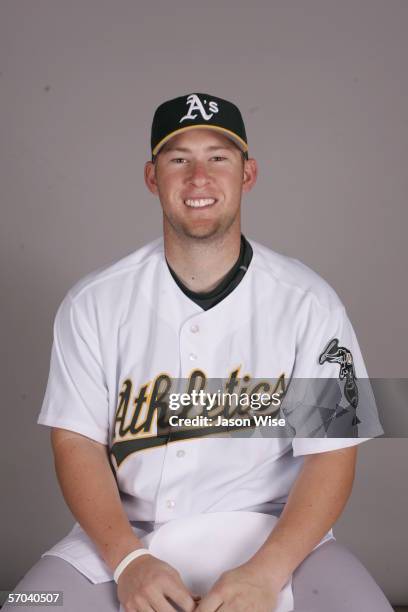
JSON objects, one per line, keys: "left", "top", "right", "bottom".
{"left": 166, "top": 213, "right": 238, "bottom": 242}
{"left": 183, "top": 226, "right": 221, "bottom": 240}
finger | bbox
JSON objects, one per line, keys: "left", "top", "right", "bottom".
{"left": 122, "top": 603, "right": 138, "bottom": 612}
{"left": 123, "top": 595, "right": 157, "bottom": 612}
{"left": 135, "top": 604, "right": 156, "bottom": 612}
{"left": 149, "top": 592, "right": 178, "bottom": 612}
{"left": 164, "top": 582, "right": 197, "bottom": 612}
{"left": 195, "top": 591, "right": 224, "bottom": 612}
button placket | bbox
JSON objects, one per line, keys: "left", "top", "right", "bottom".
{"left": 180, "top": 316, "right": 206, "bottom": 374}
{"left": 154, "top": 440, "right": 200, "bottom": 522}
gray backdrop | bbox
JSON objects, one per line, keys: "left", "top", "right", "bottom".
{"left": 1, "top": 0, "right": 407, "bottom": 606}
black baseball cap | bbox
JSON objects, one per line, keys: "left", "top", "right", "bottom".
{"left": 150, "top": 93, "right": 248, "bottom": 161}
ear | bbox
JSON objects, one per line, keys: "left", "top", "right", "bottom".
{"left": 144, "top": 161, "right": 159, "bottom": 195}
{"left": 242, "top": 158, "right": 258, "bottom": 193}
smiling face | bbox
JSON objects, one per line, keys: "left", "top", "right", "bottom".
{"left": 144, "top": 128, "right": 257, "bottom": 242}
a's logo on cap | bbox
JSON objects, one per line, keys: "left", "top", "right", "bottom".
{"left": 180, "top": 94, "right": 219, "bottom": 123}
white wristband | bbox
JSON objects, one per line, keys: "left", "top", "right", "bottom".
{"left": 113, "top": 548, "right": 151, "bottom": 583}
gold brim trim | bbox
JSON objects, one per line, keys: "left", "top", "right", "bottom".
{"left": 152, "top": 124, "right": 248, "bottom": 156}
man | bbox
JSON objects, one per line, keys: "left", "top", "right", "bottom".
{"left": 5, "top": 93, "right": 393, "bottom": 611}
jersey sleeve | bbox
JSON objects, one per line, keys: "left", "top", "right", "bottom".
{"left": 37, "top": 292, "right": 109, "bottom": 444}
{"left": 289, "top": 301, "right": 384, "bottom": 457}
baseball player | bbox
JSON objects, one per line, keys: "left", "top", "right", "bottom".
{"left": 5, "top": 93, "right": 392, "bottom": 612}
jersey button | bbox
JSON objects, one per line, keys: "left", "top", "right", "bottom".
{"left": 189, "top": 352, "right": 197, "bottom": 361}
{"left": 166, "top": 499, "right": 176, "bottom": 508}
{"left": 176, "top": 450, "right": 185, "bottom": 458}
{"left": 190, "top": 324, "right": 200, "bottom": 334}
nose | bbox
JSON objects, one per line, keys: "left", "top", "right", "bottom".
{"left": 187, "top": 161, "right": 211, "bottom": 187}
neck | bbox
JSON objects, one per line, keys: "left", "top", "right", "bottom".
{"left": 163, "top": 225, "right": 242, "bottom": 293}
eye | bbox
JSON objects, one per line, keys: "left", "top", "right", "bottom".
{"left": 171, "top": 158, "right": 187, "bottom": 164}
{"left": 211, "top": 156, "right": 227, "bottom": 161}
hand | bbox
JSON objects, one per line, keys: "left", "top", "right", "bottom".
{"left": 117, "top": 553, "right": 200, "bottom": 612}
{"left": 195, "top": 562, "right": 279, "bottom": 612}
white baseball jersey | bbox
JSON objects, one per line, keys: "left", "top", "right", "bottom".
{"left": 37, "top": 236, "right": 383, "bottom": 583}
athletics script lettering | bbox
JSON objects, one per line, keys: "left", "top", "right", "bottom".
{"left": 110, "top": 368, "right": 286, "bottom": 468}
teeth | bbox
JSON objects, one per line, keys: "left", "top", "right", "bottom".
{"left": 184, "top": 198, "right": 216, "bottom": 208}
